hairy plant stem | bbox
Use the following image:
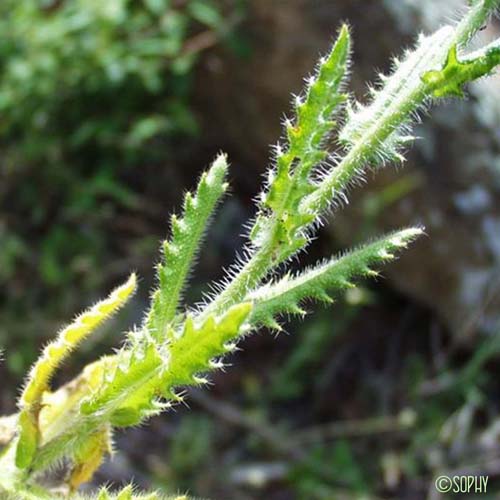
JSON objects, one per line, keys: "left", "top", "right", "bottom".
{"left": 454, "top": 0, "right": 500, "bottom": 46}
{"left": 304, "top": 0, "right": 499, "bottom": 213}
{"left": 202, "top": 0, "right": 500, "bottom": 323}
{"left": 3, "top": 2, "right": 500, "bottom": 498}
{"left": 201, "top": 221, "right": 280, "bottom": 317}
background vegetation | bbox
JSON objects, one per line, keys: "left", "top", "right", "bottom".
{"left": 2, "top": 1, "right": 500, "bottom": 499}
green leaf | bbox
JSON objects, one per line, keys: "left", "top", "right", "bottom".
{"left": 339, "top": 27, "right": 454, "bottom": 164}
{"left": 252, "top": 25, "right": 351, "bottom": 248}
{"left": 248, "top": 228, "right": 423, "bottom": 330}
{"left": 16, "top": 274, "right": 136, "bottom": 469}
{"left": 188, "top": 0, "right": 222, "bottom": 29}
{"left": 422, "top": 42, "right": 500, "bottom": 98}
{"left": 145, "top": 154, "right": 228, "bottom": 340}
{"left": 161, "top": 303, "right": 252, "bottom": 396}
{"left": 80, "top": 341, "right": 163, "bottom": 418}
{"left": 15, "top": 412, "right": 38, "bottom": 469}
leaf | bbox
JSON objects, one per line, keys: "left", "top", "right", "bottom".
{"left": 80, "top": 341, "right": 163, "bottom": 418}
{"left": 16, "top": 274, "right": 136, "bottom": 469}
{"left": 252, "top": 25, "right": 351, "bottom": 248}
{"left": 285, "top": 24, "right": 350, "bottom": 178}
{"left": 161, "top": 303, "right": 252, "bottom": 396}
{"left": 69, "top": 427, "right": 111, "bottom": 492}
{"left": 14, "top": 411, "right": 38, "bottom": 469}
{"left": 145, "top": 154, "right": 228, "bottom": 340}
{"left": 248, "top": 228, "right": 423, "bottom": 330}
{"left": 339, "top": 27, "right": 454, "bottom": 164}
{"left": 422, "top": 42, "right": 500, "bottom": 98}
{"left": 20, "top": 274, "right": 137, "bottom": 409}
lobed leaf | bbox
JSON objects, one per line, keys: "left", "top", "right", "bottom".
{"left": 16, "top": 274, "right": 136, "bottom": 469}
{"left": 248, "top": 228, "right": 423, "bottom": 330}
{"left": 251, "top": 25, "right": 351, "bottom": 250}
{"left": 145, "top": 154, "right": 228, "bottom": 341}
{"left": 80, "top": 340, "right": 163, "bottom": 419}
{"left": 69, "top": 427, "right": 111, "bottom": 493}
{"left": 4, "top": 1, "right": 500, "bottom": 495}
{"left": 339, "top": 28, "right": 452, "bottom": 166}
{"left": 422, "top": 41, "right": 500, "bottom": 98}
{"left": 20, "top": 274, "right": 137, "bottom": 409}
{"left": 161, "top": 303, "right": 253, "bottom": 397}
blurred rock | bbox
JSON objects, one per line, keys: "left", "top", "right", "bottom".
{"left": 194, "top": 0, "right": 500, "bottom": 337}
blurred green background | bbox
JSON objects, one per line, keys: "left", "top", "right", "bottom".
{"left": 2, "top": 1, "right": 500, "bottom": 499}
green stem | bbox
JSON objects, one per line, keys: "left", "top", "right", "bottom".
{"left": 301, "top": 0, "right": 498, "bottom": 216}
{"left": 200, "top": 222, "right": 280, "bottom": 317}
{"left": 199, "top": 0, "right": 499, "bottom": 321}
{"left": 453, "top": 0, "right": 500, "bottom": 47}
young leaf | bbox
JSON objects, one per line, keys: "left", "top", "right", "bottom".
{"left": 204, "top": 26, "right": 351, "bottom": 319}
{"left": 20, "top": 274, "right": 137, "bottom": 410}
{"left": 69, "top": 427, "right": 111, "bottom": 493}
{"left": 251, "top": 25, "right": 351, "bottom": 251}
{"left": 145, "top": 154, "right": 228, "bottom": 341}
{"left": 16, "top": 274, "right": 136, "bottom": 469}
{"left": 80, "top": 340, "right": 163, "bottom": 419}
{"left": 422, "top": 41, "right": 500, "bottom": 98}
{"left": 248, "top": 227, "right": 423, "bottom": 329}
{"left": 160, "top": 302, "right": 253, "bottom": 397}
